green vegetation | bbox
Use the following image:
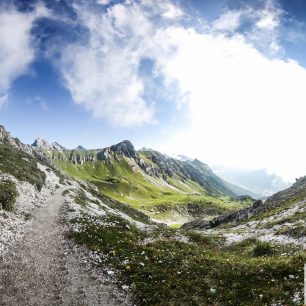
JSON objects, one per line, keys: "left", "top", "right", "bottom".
{"left": 69, "top": 213, "right": 305, "bottom": 306}
{"left": 0, "top": 181, "right": 18, "bottom": 211}
{"left": 253, "top": 194, "right": 306, "bottom": 222}
{"left": 0, "top": 144, "right": 46, "bottom": 190}
{"left": 276, "top": 224, "right": 306, "bottom": 238}
{"left": 74, "top": 189, "right": 89, "bottom": 207}
{"left": 55, "top": 158, "right": 250, "bottom": 224}
{"left": 260, "top": 210, "right": 306, "bottom": 229}
{"left": 252, "top": 240, "right": 275, "bottom": 257}
{"left": 80, "top": 185, "right": 151, "bottom": 224}
{"left": 55, "top": 157, "right": 202, "bottom": 207}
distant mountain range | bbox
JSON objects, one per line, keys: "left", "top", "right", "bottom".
{"left": 30, "top": 137, "right": 257, "bottom": 202}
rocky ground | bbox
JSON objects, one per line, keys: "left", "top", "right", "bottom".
{"left": 0, "top": 165, "right": 130, "bottom": 306}
{"left": 210, "top": 198, "right": 306, "bottom": 247}
{"left": 0, "top": 164, "right": 58, "bottom": 256}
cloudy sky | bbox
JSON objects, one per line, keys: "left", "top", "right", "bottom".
{"left": 1, "top": 0, "right": 306, "bottom": 182}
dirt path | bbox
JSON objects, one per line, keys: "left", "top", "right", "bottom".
{"left": 0, "top": 186, "right": 129, "bottom": 306}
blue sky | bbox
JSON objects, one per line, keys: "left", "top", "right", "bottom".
{"left": 1, "top": 0, "right": 306, "bottom": 181}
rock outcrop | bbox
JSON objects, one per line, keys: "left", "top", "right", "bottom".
{"left": 0, "top": 126, "right": 51, "bottom": 164}
{"left": 32, "top": 138, "right": 66, "bottom": 151}
{"left": 182, "top": 177, "right": 306, "bottom": 230}
{"left": 109, "top": 140, "right": 136, "bottom": 158}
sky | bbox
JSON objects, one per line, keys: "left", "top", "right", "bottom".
{"left": 1, "top": 0, "right": 306, "bottom": 182}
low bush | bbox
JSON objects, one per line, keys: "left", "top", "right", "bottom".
{"left": 0, "top": 181, "right": 18, "bottom": 211}
{"left": 253, "top": 240, "right": 275, "bottom": 257}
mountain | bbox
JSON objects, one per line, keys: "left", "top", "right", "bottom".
{"left": 182, "top": 175, "right": 306, "bottom": 244}
{"left": 0, "top": 124, "right": 304, "bottom": 305}
{"left": 32, "top": 137, "right": 67, "bottom": 151}
{"left": 34, "top": 139, "right": 256, "bottom": 225}
{"left": 75, "top": 145, "right": 86, "bottom": 150}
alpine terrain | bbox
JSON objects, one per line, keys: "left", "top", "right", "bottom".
{"left": 0, "top": 125, "right": 305, "bottom": 306}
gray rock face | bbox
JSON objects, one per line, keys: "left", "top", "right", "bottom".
{"left": 32, "top": 138, "right": 66, "bottom": 151}
{"left": 0, "top": 126, "right": 51, "bottom": 164}
{"left": 182, "top": 200, "right": 264, "bottom": 230}
{"left": 0, "top": 126, "right": 15, "bottom": 146}
{"left": 52, "top": 142, "right": 66, "bottom": 151}
{"left": 181, "top": 219, "right": 211, "bottom": 230}
{"left": 182, "top": 177, "right": 306, "bottom": 231}
{"left": 109, "top": 140, "right": 136, "bottom": 158}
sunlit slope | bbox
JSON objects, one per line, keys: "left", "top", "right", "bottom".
{"left": 45, "top": 141, "right": 254, "bottom": 223}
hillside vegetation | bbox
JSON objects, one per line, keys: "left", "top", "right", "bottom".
{"left": 65, "top": 184, "right": 305, "bottom": 306}
{"left": 0, "top": 125, "right": 305, "bottom": 305}
{"left": 45, "top": 142, "right": 254, "bottom": 224}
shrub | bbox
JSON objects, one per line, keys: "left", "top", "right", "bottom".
{"left": 253, "top": 240, "right": 274, "bottom": 257}
{"left": 0, "top": 181, "right": 18, "bottom": 211}
{"left": 74, "top": 189, "right": 89, "bottom": 206}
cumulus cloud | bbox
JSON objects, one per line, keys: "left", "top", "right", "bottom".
{"left": 155, "top": 27, "right": 306, "bottom": 181}
{"left": 58, "top": 0, "right": 306, "bottom": 180}
{"left": 0, "top": 3, "right": 50, "bottom": 104}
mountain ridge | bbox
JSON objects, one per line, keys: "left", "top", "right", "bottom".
{"left": 30, "top": 136, "right": 256, "bottom": 199}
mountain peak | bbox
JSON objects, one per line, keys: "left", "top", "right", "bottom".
{"left": 32, "top": 138, "right": 66, "bottom": 151}
{"left": 110, "top": 140, "right": 136, "bottom": 158}
{"left": 75, "top": 145, "right": 86, "bottom": 150}
{"left": 0, "top": 125, "right": 14, "bottom": 144}
{"left": 32, "top": 137, "right": 50, "bottom": 148}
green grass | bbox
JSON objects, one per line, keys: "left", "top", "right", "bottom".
{"left": 0, "top": 181, "right": 18, "bottom": 211}
{"left": 0, "top": 143, "right": 46, "bottom": 190}
{"left": 74, "top": 189, "right": 90, "bottom": 206}
{"left": 276, "top": 224, "right": 306, "bottom": 238}
{"left": 69, "top": 214, "right": 305, "bottom": 306}
{"left": 252, "top": 194, "right": 306, "bottom": 222}
{"left": 261, "top": 210, "right": 306, "bottom": 229}
{"left": 56, "top": 159, "right": 250, "bottom": 221}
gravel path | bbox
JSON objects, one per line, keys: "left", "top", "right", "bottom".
{"left": 0, "top": 186, "right": 129, "bottom": 306}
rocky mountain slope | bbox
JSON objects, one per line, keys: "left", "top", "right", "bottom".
{"left": 35, "top": 137, "right": 252, "bottom": 197}
{"left": 0, "top": 125, "right": 305, "bottom": 305}
{"left": 33, "top": 137, "right": 256, "bottom": 225}
{"left": 182, "top": 175, "right": 306, "bottom": 248}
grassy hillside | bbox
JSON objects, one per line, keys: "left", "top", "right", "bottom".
{"left": 0, "top": 143, "right": 46, "bottom": 190}
{"left": 66, "top": 186, "right": 305, "bottom": 306}
{"left": 55, "top": 153, "right": 253, "bottom": 226}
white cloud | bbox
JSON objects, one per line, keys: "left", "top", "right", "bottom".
{"left": 59, "top": 0, "right": 306, "bottom": 181}
{"left": 154, "top": 26, "right": 306, "bottom": 181}
{"left": 0, "top": 4, "right": 50, "bottom": 102}
{"left": 0, "top": 93, "right": 8, "bottom": 107}
{"left": 211, "top": 0, "right": 283, "bottom": 53}
{"left": 212, "top": 10, "right": 241, "bottom": 32}
{"left": 58, "top": 1, "right": 179, "bottom": 127}
{"left": 160, "top": 2, "right": 184, "bottom": 20}
{"left": 256, "top": 0, "right": 281, "bottom": 30}
{"left": 97, "top": 0, "right": 111, "bottom": 5}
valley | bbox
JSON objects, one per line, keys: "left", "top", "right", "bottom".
{"left": 0, "top": 125, "right": 305, "bottom": 306}
{"left": 36, "top": 138, "right": 255, "bottom": 226}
